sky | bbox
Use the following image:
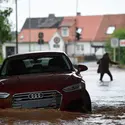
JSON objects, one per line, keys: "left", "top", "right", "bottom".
{"left": 1, "top": 0, "right": 125, "bottom": 31}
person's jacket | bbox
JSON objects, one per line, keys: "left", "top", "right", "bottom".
{"left": 97, "top": 56, "right": 118, "bottom": 73}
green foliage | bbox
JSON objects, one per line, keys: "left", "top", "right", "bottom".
{"left": 0, "top": 7, "right": 13, "bottom": 43}
{"left": 105, "top": 28, "right": 125, "bottom": 64}
{"left": 0, "top": 1, "right": 13, "bottom": 57}
{"left": 0, "top": 55, "right": 3, "bottom": 64}
{"left": 105, "top": 39, "right": 113, "bottom": 60}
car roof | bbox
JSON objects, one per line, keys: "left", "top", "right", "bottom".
{"left": 6, "top": 51, "right": 67, "bottom": 59}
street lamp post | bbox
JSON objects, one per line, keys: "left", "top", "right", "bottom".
{"left": 15, "top": 0, "right": 18, "bottom": 54}
{"left": 73, "top": 0, "right": 79, "bottom": 64}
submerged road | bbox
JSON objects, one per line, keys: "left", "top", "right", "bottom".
{"left": 0, "top": 61, "right": 125, "bottom": 125}
{"left": 82, "top": 61, "right": 125, "bottom": 109}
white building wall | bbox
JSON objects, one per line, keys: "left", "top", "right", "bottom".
{"left": 67, "top": 43, "right": 74, "bottom": 55}
{"left": 83, "top": 42, "right": 94, "bottom": 55}
{"left": 18, "top": 44, "right": 29, "bottom": 53}
{"left": 2, "top": 42, "right": 49, "bottom": 59}
{"left": 18, "top": 43, "right": 49, "bottom": 54}
{"left": 2, "top": 40, "right": 105, "bottom": 59}
{"left": 67, "top": 41, "right": 105, "bottom": 57}
{"left": 67, "top": 42, "right": 95, "bottom": 56}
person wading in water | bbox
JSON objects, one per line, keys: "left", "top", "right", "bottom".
{"left": 97, "top": 53, "right": 119, "bottom": 82}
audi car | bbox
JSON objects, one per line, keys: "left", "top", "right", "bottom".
{"left": 0, "top": 51, "right": 91, "bottom": 113}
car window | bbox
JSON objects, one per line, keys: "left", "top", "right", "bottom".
{"left": 23, "top": 59, "right": 34, "bottom": 68}
{"left": 0, "top": 60, "right": 9, "bottom": 76}
{"left": 0, "top": 54, "right": 72, "bottom": 76}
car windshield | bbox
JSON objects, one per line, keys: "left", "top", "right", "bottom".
{"left": 0, "top": 54, "right": 72, "bottom": 76}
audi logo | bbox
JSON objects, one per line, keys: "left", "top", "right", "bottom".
{"left": 28, "top": 92, "right": 43, "bottom": 99}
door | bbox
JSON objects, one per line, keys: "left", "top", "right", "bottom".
{"left": 6, "top": 46, "right": 15, "bottom": 57}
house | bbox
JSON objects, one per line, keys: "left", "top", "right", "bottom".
{"left": 2, "top": 13, "right": 125, "bottom": 63}
{"left": 2, "top": 14, "right": 63, "bottom": 58}
{"left": 93, "top": 14, "right": 125, "bottom": 58}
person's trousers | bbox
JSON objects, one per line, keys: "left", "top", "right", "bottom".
{"left": 100, "top": 70, "right": 113, "bottom": 81}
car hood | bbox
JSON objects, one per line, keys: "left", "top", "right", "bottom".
{"left": 0, "top": 73, "right": 81, "bottom": 94}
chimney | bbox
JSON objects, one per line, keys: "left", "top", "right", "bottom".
{"left": 48, "top": 14, "right": 55, "bottom": 18}
{"left": 77, "top": 12, "right": 81, "bottom": 16}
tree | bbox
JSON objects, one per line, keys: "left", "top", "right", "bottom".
{"left": 0, "top": 0, "right": 13, "bottom": 59}
{"left": 105, "top": 28, "right": 125, "bottom": 64}
{"left": 0, "top": 8, "right": 12, "bottom": 43}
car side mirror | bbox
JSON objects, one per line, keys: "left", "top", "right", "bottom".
{"left": 77, "top": 64, "right": 88, "bottom": 73}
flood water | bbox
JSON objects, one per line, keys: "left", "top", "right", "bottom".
{"left": 0, "top": 62, "right": 125, "bottom": 125}
{"left": 1, "top": 107, "right": 125, "bottom": 125}
{"left": 0, "top": 109, "right": 86, "bottom": 125}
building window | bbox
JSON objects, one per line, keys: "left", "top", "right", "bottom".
{"left": 77, "top": 45, "right": 84, "bottom": 51}
{"left": 106, "top": 26, "right": 115, "bottom": 34}
{"left": 20, "top": 35, "right": 24, "bottom": 40}
{"left": 81, "top": 45, "right": 84, "bottom": 51}
{"left": 61, "top": 27, "right": 69, "bottom": 37}
{"left": 77, "top": 45, "right": 80, "bottom": 50}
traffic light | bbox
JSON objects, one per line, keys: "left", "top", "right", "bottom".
{"left": 76, "top": 27, "right": 82, "bottom": 41}
{"left": 76, "top": 32, "right": 80, "bottom": 40}
{"left": 38, "top": 32, "right": 44, "bottom": 44}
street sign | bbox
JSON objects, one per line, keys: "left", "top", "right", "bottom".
{"left": 120, "top": 39, "right": 125, "bottom": 47}
{"left": 54, "top": 37, "right": 60, "bottom": 44}
{"left": 111, "top": 38, "right": 119, "bottom": 48}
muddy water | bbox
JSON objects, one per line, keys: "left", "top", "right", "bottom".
{"left": 1, "top": 63, "right": 125, "bottom": 124}
{"left": 1, "top": 107, "right": 125, "bottom": 125}
{"left": 0, "top": 108, "right": 85, "bottom": 125}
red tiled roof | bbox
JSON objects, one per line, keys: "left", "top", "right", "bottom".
{"left": 19, "top": 14, "right": 125, "bottom": 43}
{"left": 18, "top": 29, "right": 57, "bottom": 42}
{"left": 59, "top": 17, "right": 76, "bottom": 27}
{"left": 76, "top": 15, "right": 103, "bottom": 41}
{"left": 94, "top": 14, "right": 125, "bottom": 41}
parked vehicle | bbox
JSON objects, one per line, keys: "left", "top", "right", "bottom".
{"left": 0, "top": 51, "right": 91, "bottom": 113}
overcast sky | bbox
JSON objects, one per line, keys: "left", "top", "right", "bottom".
{"left": 1, "top": 0, "right": 125, "bottom": 31}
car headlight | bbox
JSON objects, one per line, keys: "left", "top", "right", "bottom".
{"left": 63, "top": 82, "right": 85, "bottom": 92}
{"left": 0, "top": 92, "right": 10, "bottom": 99}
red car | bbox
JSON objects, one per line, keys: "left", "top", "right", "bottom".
{"left": 0, "top": 51, "right": 91, "bottom": 113}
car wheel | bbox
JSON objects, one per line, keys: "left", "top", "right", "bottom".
{"left": 81, "top": 90, "right": 92, "bottom": 113}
